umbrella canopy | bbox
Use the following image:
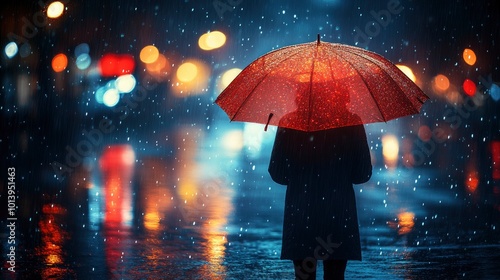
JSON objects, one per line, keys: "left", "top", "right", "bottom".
{"left": 215, "top": 35, "right": 429, "bottom": 132}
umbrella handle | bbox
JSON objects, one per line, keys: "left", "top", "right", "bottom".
{"left": 264, "top": 113, "right": 274, "bottom": 131}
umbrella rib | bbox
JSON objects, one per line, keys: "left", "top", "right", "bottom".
{"left": 342, "top": 48, "right": 423, "bottom": 114}
{"left": 331, "top": 49, "right": 389, "bottom": 122}
{"left": 307, "top": 42, "right": 320, "bottom": 131}
{"left": 229, "top": 45, "right": 309, "bottom": 122}
{"left": 361, "top": 51, "right": 423, "bottom": 113}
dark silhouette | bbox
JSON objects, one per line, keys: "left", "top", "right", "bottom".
{"left": 268, "top": 85, "right": 372, "bottom": 279}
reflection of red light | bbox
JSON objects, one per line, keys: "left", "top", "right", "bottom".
{"left": 387, "top": 211, "right": 415, "bottom": 235}
{"left": 491, "top": 141, "right": 500, "bottom": 180}
{"left": 493, "top": 186, "right": 500, "bottom": 195}
{"left": 98, "top": 54, "right": 135, "bottom": 77}
{"left": 465, "top": 172, "right": 479, "bottom": 193}
{"left": 463, "top": 79, "right": 476, "bottom": 96}
{"left": 99, "top": 145, "right": 135, "bottom": 226}
{"left": 42, "top": 204, "right": 66, "bottom": 215}
{"left": 36, "top": 203, "right": 70, "bottom": 278}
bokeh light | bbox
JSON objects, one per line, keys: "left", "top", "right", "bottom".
{"left": 139, "top": 45, "right": 159, "bottom": 64}
{"left": 115, "top": 74, "right": 137, "bottom": 93}
{"left": 243, "top": 123, "right": 266, "bottom": 159}
{"left": 198, "top": 31, "right": 226, "bottom": 51}
{"left": 381, "top": 134, "right": 399, "bottom": 169}
{"left": 465, "top": 170, "right": 479, "bottom": 193}
{"left": 177, "top": 62, "right": 198, "bottom": 82}
{"left": 172, "top": 59, "right": 210, "bottom": 97}
{"left": 462, "top": 79, "right": 476, "bottom": 96}
{"left": 222, "top": 130, "right": 244, "bottom": 154}
{"left": 47, "top": 1, "right": 65, "bottom": 18}
{"left": 74, "top": 43, "right": 90, "bottom": 57}
{"left": 432, "top": 74, "right": 450, "bottom": 92}
{"left": 396, "top": 64, "right": 416, "bottom": 82}
{"left": 103, "top": 88, "right": 120, "bottom": 107}
{"left": 490, "top": 84, "right": 500, "bottom": 102}
{"left": 5, "top": 42, "right": 18, "bottom": 58}
{"left": 145, "top": 54, "right": 171, "bottom": 80}
{"left": 463, "top": 48, "right": 477, "bottom": 66}
{"left": 98, "top": 54, "right": 135, "bottom": 77}
{"left": 95, "top": 80, "right": 117, "bottom": 104}
{"left": 51, "top": 53, "right": 68, "bottom": 72}
{"left": 172, "top": 59, "right": 210, "bottom": 96}
{"left": 95, "top": 86, "right": 106, "bottom": 104}
{"left": 75, "top": 53, "right": 91, "bottom": 70}
{"left": 220, "top": 68, "right": 242, "bottom": 89}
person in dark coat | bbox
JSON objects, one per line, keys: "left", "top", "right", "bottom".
{"left": 268, "top": 86, "right": 372, "bottom": 279}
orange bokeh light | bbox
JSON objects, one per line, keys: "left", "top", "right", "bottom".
{"left": 432, "top": 74, "right": 450, "bottom": 92}
{"left": 52, "top": 53, "right": 68, "bottom": 72}
{"left": 145, "top": 54, "right": 171, "bottom": 80}
{"left": 463, "top": 48, "right": 477, "bottom": 66}
{"left": 381, "top": 134, "right": 399, "bottom": 169}
{"left": 140, "top": 45, "right": 159, "bottom": 64}
{"left": 172, "top": 59, "right": 210, "bottom": 96}
{"left": 198, "top": 31, "right": 226, "bottom": 51}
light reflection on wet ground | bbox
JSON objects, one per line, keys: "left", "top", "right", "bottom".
{"left": 2, "top": 131, "right": 500, "bottom": 279}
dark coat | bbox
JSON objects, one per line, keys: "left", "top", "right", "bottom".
{"left": 268, "top": 124, "right": 372, "bottom": 260}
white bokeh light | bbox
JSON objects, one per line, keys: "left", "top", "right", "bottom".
{"left": 103, "top": 88, "right": 120, "bottom": 107}
{"left": 76, "top": 53, "right": 91, "bottom": 70}
{"left": 115, "top": 74, "right": 137, "bottom": 93}
{"left": 5, "top": 42, "right": 18, "bottom": 58}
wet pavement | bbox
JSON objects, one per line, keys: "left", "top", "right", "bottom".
{"left": 2, "top": 127, "right": 500, "bottom": 279}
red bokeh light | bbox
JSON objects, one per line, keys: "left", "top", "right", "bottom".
{"left": 98, "top": 54, "right": 135, "bottom": 77}
{"left": 462, "top": 79, "right": 476, "bottom": 96}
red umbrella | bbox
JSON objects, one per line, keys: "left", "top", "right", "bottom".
{"left": 215, "top": 35, "right": 429, "bottom": 132}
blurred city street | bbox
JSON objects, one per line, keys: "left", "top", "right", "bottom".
{"left": 1, "top": 0, "right": 500, "bottom": 279}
